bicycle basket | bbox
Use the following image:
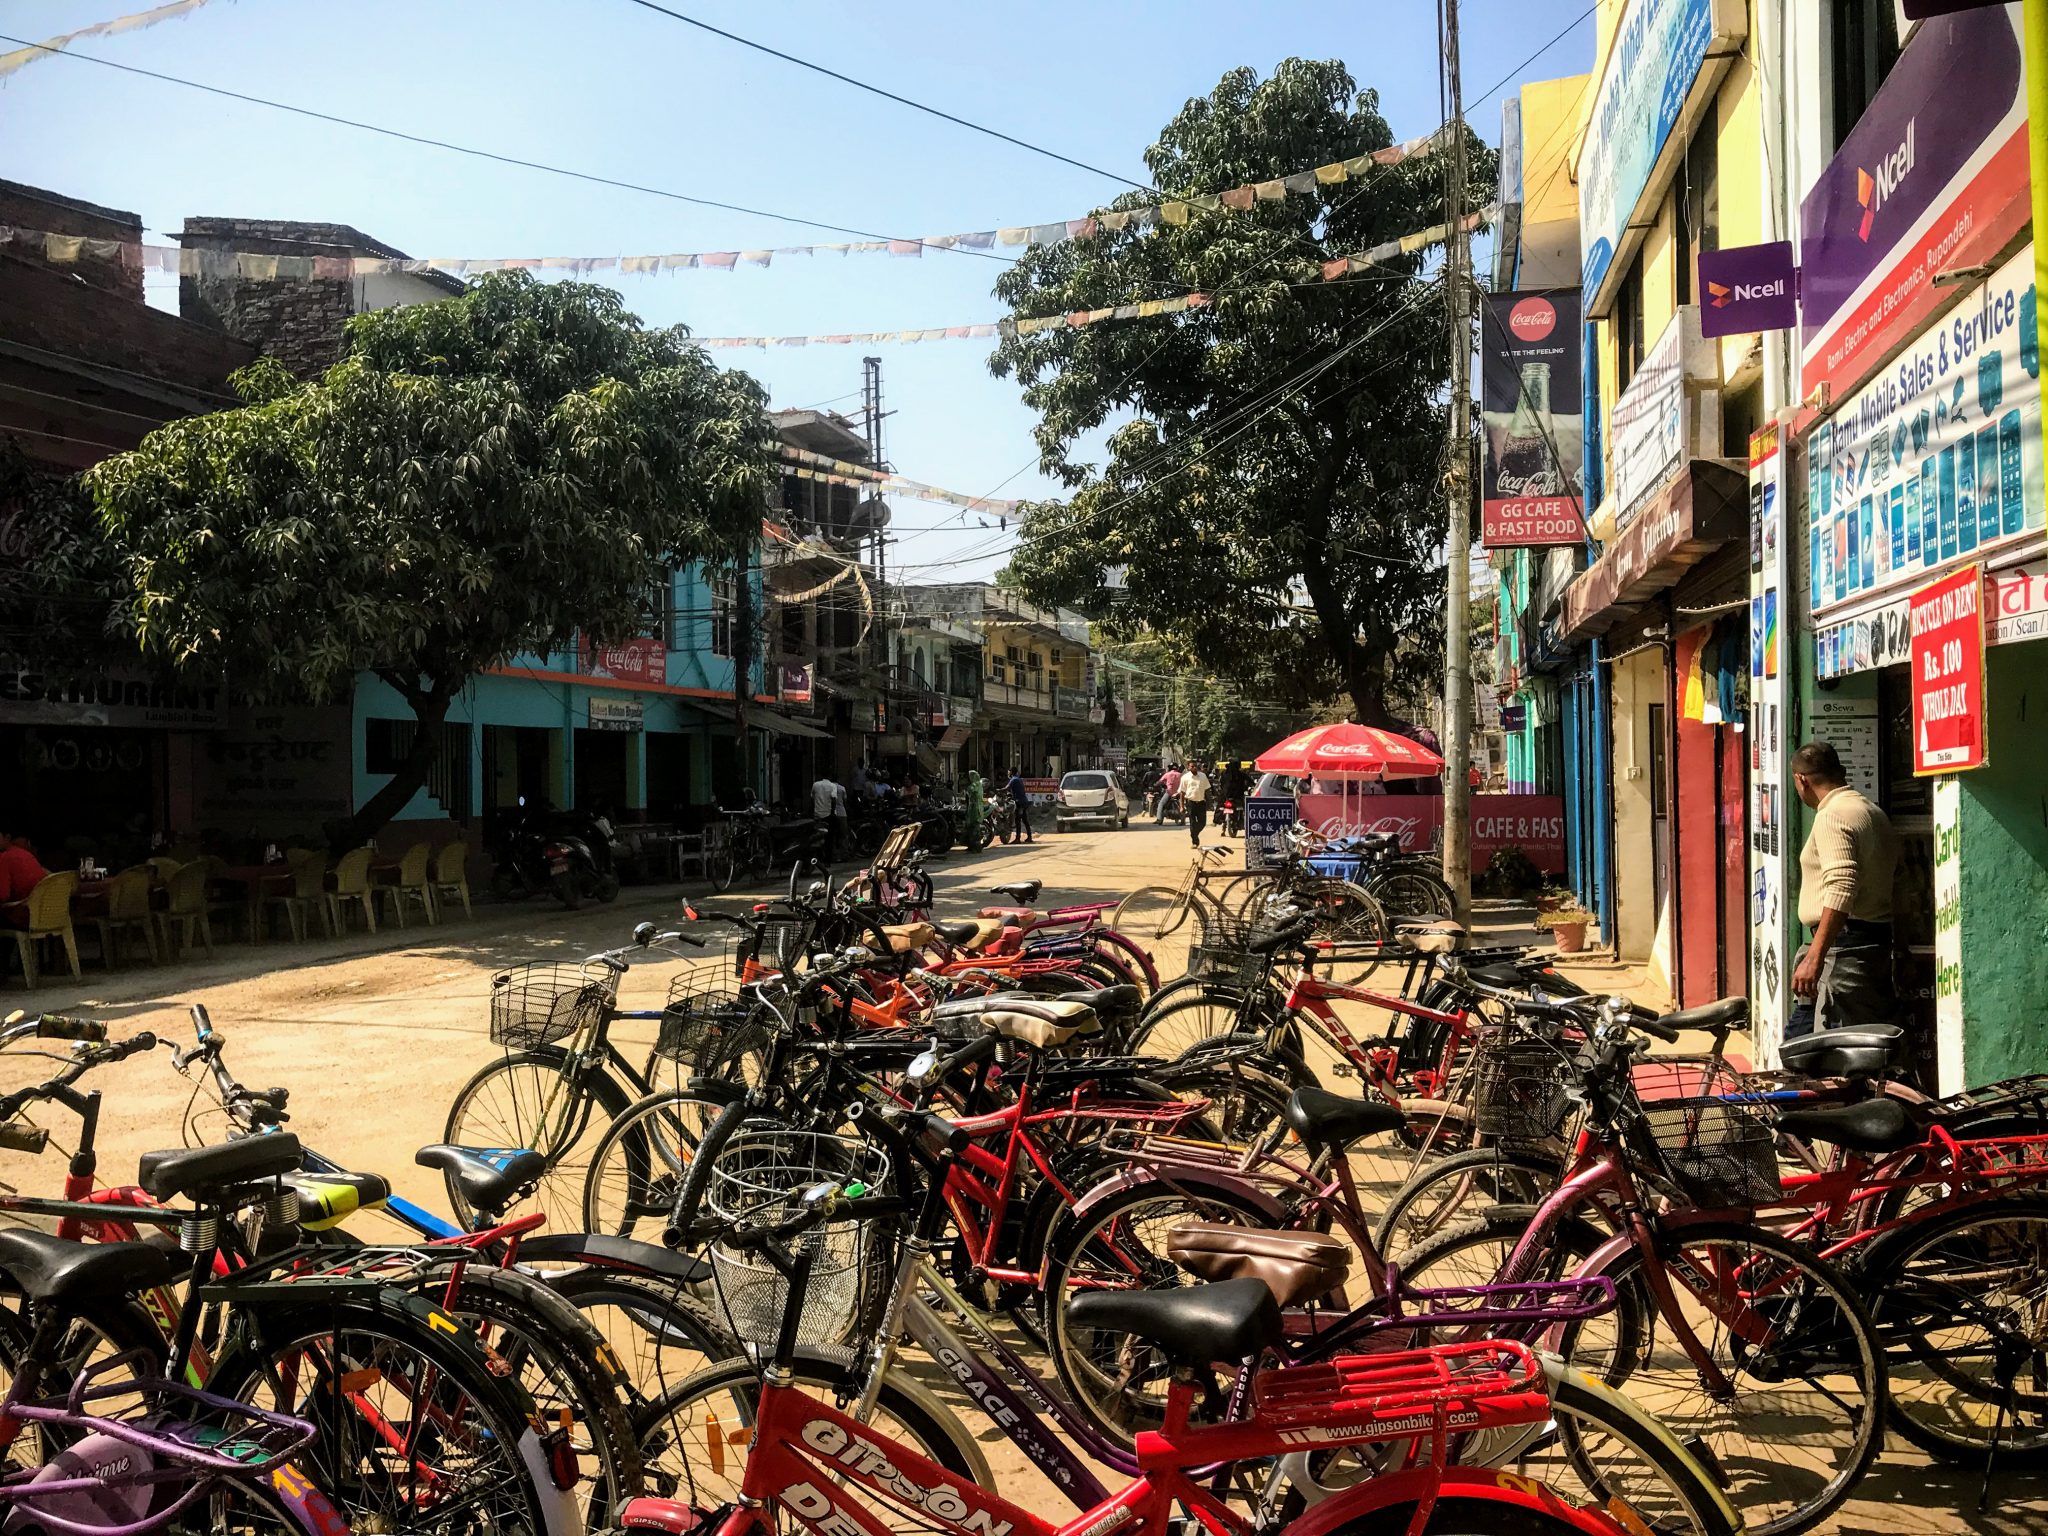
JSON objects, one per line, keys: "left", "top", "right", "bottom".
{"left": 489, "top": 961, "right": 617, "bottom": 1049}
{"left": 1468, "top": 1036, "right": 1575, "bottom": 1142}
{"left": 705, "top": 1129, "right": 892, "bottom": 1349}
{"left": 1187, "top": 944, "right": 1271, "bottom": 992}
{"left": 736, "top": 911, "right": 813, "bottom": 980}
{"left": 657, "top": 981, "right": 755, "bottom": 1068}
{"left": 1642, "top": 1098, "right": 1782, "bottom": 1207}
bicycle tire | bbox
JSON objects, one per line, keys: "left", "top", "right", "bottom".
{"left": 710, "top": 839, "right": 739, "bottom": 892}
{"left": 421, "top": 1263, "right": 645, "bottom": 1525}
{"left": 1373, "top": 1145, "right": 1561, "bottom": 1261}
{"left": 1854, "top": 1193, "right": 2048, "bottom": 1466}
{"left": 1556, "top": 1219, "right": 1884, "bottom": 1536}
{"left": 1321, "top": 1485, "right": 1698, "bottom": 1536}
{"left": 1369, "top": 868, "right": 1456, "bottom": 921}
{"left": 632, "top": 1351, "right": 988, "bottom": 1507}
{"left": 581, "top": 1085, "right": 750, "bottom": 1242}
{"left": 1111, "top": 884, "right": 1200, "bottom": 943}
{"left": 548, "top": 1269, "right": 727, "bottom": 1402}
{"left": 443, "top": 1047, "right": 637, "bottom": 1232}
{"left": 207, "top": 1291, "right": 565, "bottom": 1535}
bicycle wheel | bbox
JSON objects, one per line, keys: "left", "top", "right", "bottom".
{"left": 1373, "top": 1145, "right": 1560, "bottom": 1262}
{"left": 1320, "top": 1498, "right": 1673, "bottom": 1536}
{"left": 709, "top": 837, "right": 739, "bottom": 892}
{"left": 424, "top": 1263, "right": 644, "bottom": 1526}
{"left": 1299, "top": 878, "right": 1389, "bottom": 943}
{"left": 549, "top": 1269, "right": 727, "bottom": 1402}
{"left": 1860, "top": 1194, "right": 2048, "bottom": 1466}
{"left": 1370, "top": 868, "right": 1456, "bottom": 921}
{"left": 1112, "top": 884, "right": 1198, "bottom": 943}
{"left": 634, "top": 1352, "right": 987, "bottom": 1507}
{"left": 443, "top": 1048, "right": 637, "bottom": 1232}
{"left": 1555, "top": 1219, "right": 1884, "bottom": 1536}
{"left": 581, "top": 1085, "right": 749, "bottom": 1242}
{"left": 209, "top": 1297, "right": 561, "bottom": 1535}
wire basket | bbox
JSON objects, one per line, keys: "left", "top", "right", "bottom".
{"left": 1468, "top": 1036, "right": 1576, "bottom": 1142}
{"left": 1641, "top": 1098, "right": 1782, "bottom": 1207}
{"left": 489, "top": 961, "right": 617, "bottom": 1049}
{"left": 657, "top": 980, "right": 757, "bottom": 1069}
{"left": 705, "top": 1128, "right": 892, "bottom": 1349}
{"left": 736, "top": 911, "right": 814, "bottom": 979}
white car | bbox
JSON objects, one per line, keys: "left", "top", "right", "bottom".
{"left": 1054, "top": 770, "right": 1129, "bottom": 831}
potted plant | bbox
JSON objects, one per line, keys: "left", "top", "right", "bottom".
{"left": 1534, "top": 895, "right": 1592, "bottom": 954}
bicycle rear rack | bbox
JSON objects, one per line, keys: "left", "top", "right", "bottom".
{"left": 1252, "top": 1339, "right": 1546, "bottom": 1439}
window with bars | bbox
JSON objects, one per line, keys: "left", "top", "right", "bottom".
{"left": 710, "top": 570, "right": 735, "bottom": 659}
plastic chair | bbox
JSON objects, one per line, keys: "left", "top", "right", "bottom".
{"left": 89, "top": 868, "right": 160, "bottom": 969}
{"left": 379, "top": 842, "right": 438, "bottom": 927}
{"left": 431, "top": 842, "right": 473, "bottom": 919}
{"left": 154, "top": 862, "right": 215, "bottom": 960}
{"left": 327, "top": 848, "right": 377, "bottom": 935}
{"left": 197, "top": 855, "right": 245, "bottom": 941}
{"left": 6, "top": 872, "right": 82, "bottom": 988}
{"left": 265, "top": 851, "right": 332, "bottom": 942}
{"left": 145, "top": 856, "right": 184, "bottom": 882}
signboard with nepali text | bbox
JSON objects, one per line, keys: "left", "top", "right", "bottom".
{"left": 1293, "top": 793, "right": 1565, "bottom": 874}
{"left": 1909, "top": 563, "right": 1987, "bottom": 773}
{"left": 1481, "top": 290, "right": 1585, "bottom": 548}
{"left": 1798, "top": 5, "right": 2031, "bottom": 401}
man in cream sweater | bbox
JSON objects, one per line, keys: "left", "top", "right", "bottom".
{"left": 1788, "top": 741, "right": 1900, "bottom": 1038}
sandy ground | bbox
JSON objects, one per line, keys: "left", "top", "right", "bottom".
{"left": 2, "top": 817, "right": 2038, "bottom": 1533}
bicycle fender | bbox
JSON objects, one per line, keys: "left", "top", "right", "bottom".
{"left": 519, "top": 1232, "right": 711, "bottom": 1285}
{"left": 677, "top": 1077, "right": 749, "bottom": 1107}
{"left": 264, "top": 1462, "right": 354, "bottom": 1536}
{"left": 1569, "top": 1202, "right": 1728, "bottom": 1284}
{"left": 1536, "top": 1355, "right": 1743, "bottom": 1533}
{"left": 1059, "top": 1163, "right": 1290, "bottom": 1239}
{"left": 1284, "top": 1465, "right": 1631, "bottom": 1536}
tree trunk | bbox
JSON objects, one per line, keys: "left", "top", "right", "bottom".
{"left": 338, "top": 681, "right": 455, "bottom": 848}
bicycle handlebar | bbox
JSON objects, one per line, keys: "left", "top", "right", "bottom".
{"left": 33, "top": 1014, "right": 107, "bottom": 1043}
{"left": 0, "top": 1029, "right": 164, "bottom": 1126}
{"left": 719, "top": 1187, "right": 906, "bottom": 1254}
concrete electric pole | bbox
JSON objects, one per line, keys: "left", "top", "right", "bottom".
{"left": 1440, "top": 0, "right": 1474, "bottom": 925}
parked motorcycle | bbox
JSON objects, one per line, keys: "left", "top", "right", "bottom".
{"left": 1221, "top": 798, "right": 1244, "bottom": 836}
{"left": 491, "top": 802, "right": 622, "bottom": 909}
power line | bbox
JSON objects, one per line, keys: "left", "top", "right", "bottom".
{"left": 621, "top": 1, "right": 1150, "bottom": 192}
{"left": 0, "top": 33, "right": 1012, "bottom": 264}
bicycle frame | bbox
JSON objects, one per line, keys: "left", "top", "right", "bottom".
{"left": 1279, "top": 970, "right": 1475, "bottom": 1102}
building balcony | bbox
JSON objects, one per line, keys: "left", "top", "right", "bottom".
{"left": 982, "top": 677, "right": 1054, "bottom": 714}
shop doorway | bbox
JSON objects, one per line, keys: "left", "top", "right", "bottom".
{"left": 573, "top": 728, "right": 631, "bottom": 813}
{"left": 646, "top": 732, "right": 696, "bottom": 819}
{"left": 1648, "top": 702, "right": 1670, "bottom": 916}
{"left": 483, "top": 726, "right": 558, "bottom": 811}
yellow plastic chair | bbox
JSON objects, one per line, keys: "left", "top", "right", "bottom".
{"left": 197, "top": 855, "right": 245, "bottom": 942}
{"left": 431, "top": 842, "right": 473, "bottom": 919}
{"left": 146, "top": 856, "right": 184, "bottom": 882}
{"left": 6, "top": 872, "right": 82, "bottom": 988}
{"left": 90, "top": 868, "right": 160, "bottom": 969}
{"left": 379, "top": 842, "right": 438, "bottom": 928}
{"left": 266, "top": 851, "right": 332, "bottom": 942}
{"left": 326, "top": 849, "right": 378, "bottom": 935}
{"left": 154, "top": 862, "right": 215, "bottom": 960}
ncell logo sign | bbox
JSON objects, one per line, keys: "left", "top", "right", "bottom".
{"left": 1856, "top": 120, "right": 1916, "bottom": 242}
{"left": 1697, "top": 241, "right": 1797, "bottom": 339}
{"left": 1507, "top": 296, "right": 1556, "bottom": 342}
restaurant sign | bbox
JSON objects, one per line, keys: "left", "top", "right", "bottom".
{"left": 1480, "top": 290, "right": 1585, "bottom": 548}
{"left": 1807, "top": 243, "right": 2041, "bottom": 619}
{"left": 1798, "top": 5, "right": 2030, "bottom": 401}
{"left": 0, "top": 663, "right": 225, "bottom": 729}
{"left": 588, "top": 695, "right": 644, "bottom": 732}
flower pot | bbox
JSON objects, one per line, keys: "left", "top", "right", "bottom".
{"left": 1547, "top": 918, "right": 1589, "bottom": 954}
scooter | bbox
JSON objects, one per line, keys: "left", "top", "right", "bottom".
{"left": 491, "top": 803, "right": 622, "bottom": 909}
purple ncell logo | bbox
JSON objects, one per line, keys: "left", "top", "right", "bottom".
{"left": 1698, "top": 241, "right": 1798, "bottom": 340}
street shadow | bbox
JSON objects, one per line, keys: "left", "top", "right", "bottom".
{"left": 1830, "top": 1453, "right": 2048, "bottom": 1535}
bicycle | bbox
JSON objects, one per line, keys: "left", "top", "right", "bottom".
{"left": 710, "top": 807, "right": 773, "bottom": 893}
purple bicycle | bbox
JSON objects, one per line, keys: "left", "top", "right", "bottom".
{"left": 0, "top": 1228, "right": 346, "bottom": 1534}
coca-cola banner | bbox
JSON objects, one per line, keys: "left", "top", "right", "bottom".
{"left": 580, "top": 636, "right": 666, "bottom": 685}
{"left": 1295, "top": 792, "right": 1566, "bottom": 873}
{"left": 1481, "top": 290, "right": 1586, "bottom": 548}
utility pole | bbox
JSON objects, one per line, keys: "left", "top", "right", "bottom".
{"left": 1439, "top": 0, "right": 1474, "bottom": 926}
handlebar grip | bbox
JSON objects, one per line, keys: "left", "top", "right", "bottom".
{"left": 37, "top": 1015, "right": 106, "bottom": 1043}
{"left": 934, "top": 1031, "right": 1002, "bottom": 1081}
{"left": 109, "top": 1031, "right": 159, "bottom": 1060}
{"left": 0, "top": 1123, "right": 50, "bottom": 1154}
{"left": 189, "top": 1004, "right": 215, "bottom": 1040}
{"left": 921, "top": 1112, "right": 970, "bottom": 1154}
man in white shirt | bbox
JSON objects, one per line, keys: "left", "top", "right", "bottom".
{"left": 1180, "top": 764, "right": 1212, "bottom": 846}
{"left": 812, "top": 773, "right": 844, "bottom": 857}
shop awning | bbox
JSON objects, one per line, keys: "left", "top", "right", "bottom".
{"left": 936, "top": 724, "right": 972, "bottom": 751}
{"left": 1559, "top": 461, "right": 1746, "bottom": 641}
{"left": 746, "top": 707, "right": 833, "bottom": 741}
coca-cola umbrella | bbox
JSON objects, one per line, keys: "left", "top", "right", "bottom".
{"left": 1254, "top": 723, "right": 1444, "bottom": 779}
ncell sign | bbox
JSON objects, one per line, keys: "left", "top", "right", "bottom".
{"left": 1699, "top": 241, "right": 1797, "bottom": 338}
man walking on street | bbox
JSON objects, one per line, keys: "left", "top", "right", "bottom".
{"left": 1180, "top": 762, "right": 1212, "bottom": 847}
{"left": 1789, "top": 741, "right": 1900, "bottom": 1038}
{"left": 812, "top": 771, "right": 846, "bottom": 859}
{"left": 1005, "top": 764, "right": 1034, "bottom": 844}
{"left": 1155, "top": 763, "right": 1182, "bottom": 823}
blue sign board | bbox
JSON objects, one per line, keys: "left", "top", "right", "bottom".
{"left": 1244, "top": 796, "right": 1297, "bottom": 871}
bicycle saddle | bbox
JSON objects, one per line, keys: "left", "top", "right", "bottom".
{"left": 138, "top": 1134, "right": 303, "bottom": 1202}
{"left": 0, "top": 1229, "right": 174, "bottom": 1309}
{"left": 1067, "top": 1276, "right": 1282, "bottom": 1365}
{"left": 1283, "top": 1087, "right": 1410, "bottom": 1151}
{"left": 416, "top": 1145, "right": 547, "bottom": 1219}
{"left": 1167, "top": 1222, "right": 1351, "bottom": 1308}
{"left": 1657, "top": 997, "right": 1749, "bottom": 1035}
{"left": 1775, "top": 1095, "right": 1922, "bottom": 1155}
{"left": 933, "top": 918, "right": 1007, "bottom": 950}
{"left": 978, "top": 998, "right": 1101, "bottom": 1048}
{"left": 1778, "top": 1024, "right": 1905, "bottom": 1081}
{"left": 1397, "top": 920, "right": 1465, "bottom": 954}
{"left": 989, "top": 880, "right": 1042, "bottom": 903}
{"left": 285, "top": 1169, "right": 394, "bottom": 1231}
{"left": 873, "top": 922, "right": 940, "bottom": 955}
{"left": 1063, "top": 983, "right": 1143, "bottom": 1023}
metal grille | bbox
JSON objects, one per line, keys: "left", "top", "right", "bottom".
{"left": 1469, "top": 1037, "right": 1575, "bottom": 1141}
{"left": 489, "top": 962, "right": 616, "bottom": 1049}
{"left": 1642, "top": 1098, "right": 1782, "bottom": 1207}
{"left": 704, "top": 1129, "right": 891, "bottom": 1349}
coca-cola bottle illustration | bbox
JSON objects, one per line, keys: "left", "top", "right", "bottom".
{"left": 1495, "top": 361, "right": 1555, "bottom": 496}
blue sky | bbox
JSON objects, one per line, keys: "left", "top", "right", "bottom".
{"left": 1, "top": 0, "right": 1595, "bottom": 577}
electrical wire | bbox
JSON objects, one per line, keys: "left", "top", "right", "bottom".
{"left": 0, "top": 33, "right": 1014, "bottom": 264}
{"left": 620, "top": 1, "right": 1149, "bottom": 192}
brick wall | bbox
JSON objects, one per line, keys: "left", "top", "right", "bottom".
{"left": 0, "top": 179, "right": 143, "bottom": 303}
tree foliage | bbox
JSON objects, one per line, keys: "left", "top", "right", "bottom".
{"left": 88, "top": 272, "right": 774, "bottom": 839}
{"left": 990, "top": 58, "right": 1493, "bottom": 724}
{"left": 0, "top": 442, "right": 132, "bottom": 671}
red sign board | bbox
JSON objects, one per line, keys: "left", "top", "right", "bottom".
{"left": 1295, "top": 792, "right": 1566, "bottom": 873}
{"left": 582, "top": 636, "right": 666, "bottom": 685}
{"left": 1481, "top": 500, "right": 1585, "bottom": 549}
{"left": 1909, "top": 563, "right": 1987, "bottom": 774}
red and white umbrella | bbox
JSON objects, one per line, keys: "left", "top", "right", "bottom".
{"left": 1254, "top": 722, "right": 1444, "bottom": 779}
